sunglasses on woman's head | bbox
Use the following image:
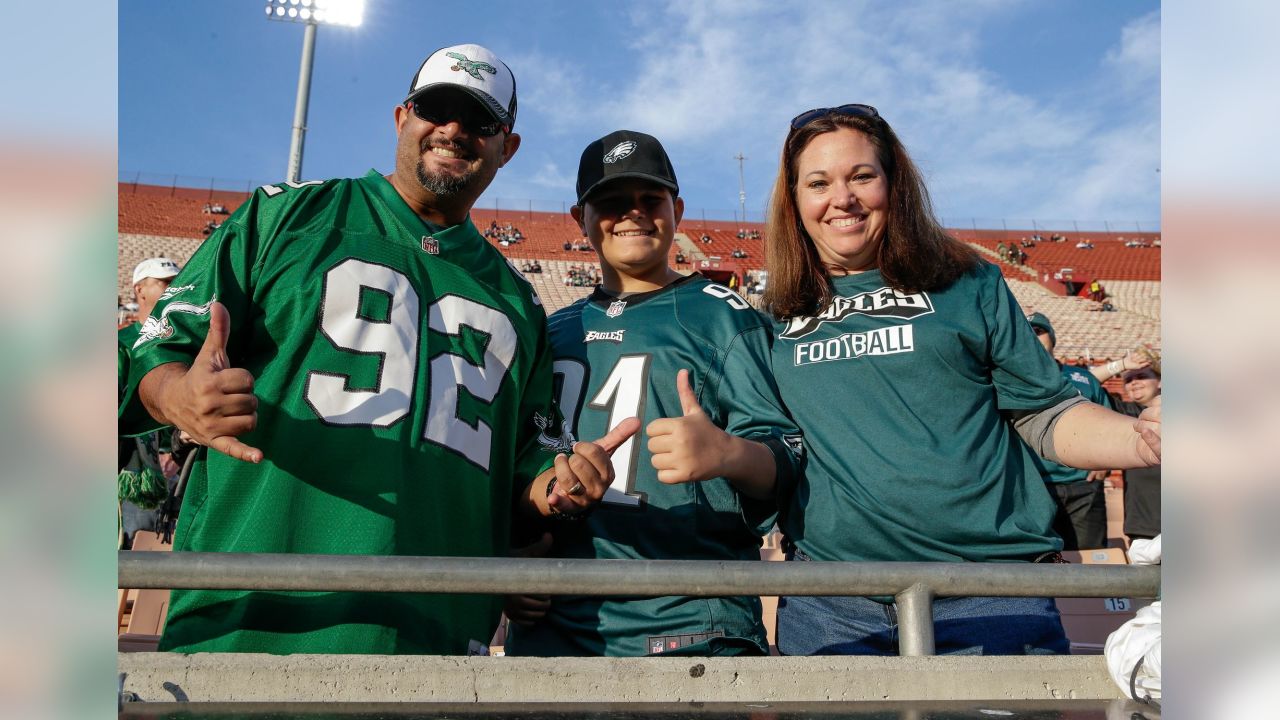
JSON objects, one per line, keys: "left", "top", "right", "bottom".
{"left": 789, "top": 103, "right": 880, "bottom": 129}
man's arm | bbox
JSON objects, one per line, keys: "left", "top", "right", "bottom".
{"left": 137, "top": 302, "right": 262, "bottom": 463}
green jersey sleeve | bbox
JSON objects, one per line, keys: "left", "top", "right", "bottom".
{"left": 703, "top": 320, "right": 803, "bottom": 534}
{"left": 979, "top": 265, "right": 1080, "bottom": 412}
{"left": 119, "top": 203, "right": 262, "bottom": 434}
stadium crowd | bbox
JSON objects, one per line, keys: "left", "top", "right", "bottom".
{"left": 118, "top": 44, "right": 1160, "bottom": 660}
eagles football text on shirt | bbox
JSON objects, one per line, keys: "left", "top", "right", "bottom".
{"left": 771, "top": 263, "right": 1078, "bottom": 567}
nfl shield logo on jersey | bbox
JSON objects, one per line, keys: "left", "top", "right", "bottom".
{"left": 607, "top": 299, "right": 627, "bottom": 318}
{"left": 421, "top": 236, "right": 440, "bottom": 255}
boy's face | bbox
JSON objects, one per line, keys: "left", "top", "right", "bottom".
{"left": 572, "top": 178, "right": 684, "bottom": 278}
{"left": 1122, "top": 368, "right": 1162, "bottom": 406}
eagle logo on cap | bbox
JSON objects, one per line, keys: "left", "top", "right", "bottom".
{"left": 603, "top": 141, "right": 637, "bottom": 164}
{"left": 446, "top": 52, "right": 497, "bottom": 81}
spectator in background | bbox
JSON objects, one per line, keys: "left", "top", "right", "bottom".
{"left": 1026, "top": 313, "right": 1114, "bottom": 550}
{"left": 995, "top": 241, "right": 1007, "bottom": 260}
{"left": 1088, "top": 279, "right": 1105, "bottom": 302}
{"left": 1076, "top": 239, "right": 1094, "bottom": 249}
{"left": 701, "top": 233, "right": 712, "bottom": 244}
{"left": 118, "top": 257, "right": 184, "bottom": 548}
{"left": 1089, "top": 346, "right": 1153, "bottom": 384}
{"left": 1113, "top": 366, "right": 1162, "bottom": 542}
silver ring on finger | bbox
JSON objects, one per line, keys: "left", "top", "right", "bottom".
{"left": 567, "top": 481, "right": 585, "bottom": 497}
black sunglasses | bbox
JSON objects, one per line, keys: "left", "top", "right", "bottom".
{"left": 789, "top": 103, "right": 880, "bottom": 129}
{"left": 410, "top": 98, "right": 507, "bottom": 137}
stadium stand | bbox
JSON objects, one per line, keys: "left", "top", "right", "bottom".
{"left": 1007, "top": 278, "right": 1159, "bottom": 360}
{"left": 118, "top": 182, "right": 1159, "bottom": 357}
{"left": 1099, "top": 280, "right": 1160, "bottom": 321}
{"left": 954, "top": 229, "right": 1161, "bottom": 282}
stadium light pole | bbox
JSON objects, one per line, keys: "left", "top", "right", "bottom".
{"left": 265, "top": 0, "right": 365, "bottom": 183}
{"left": 734, "top": 152, "right": 747, "bottom": 226}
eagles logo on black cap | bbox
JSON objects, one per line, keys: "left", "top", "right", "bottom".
{"left": 575, "top": 130, "right": 679, "bottom": 206}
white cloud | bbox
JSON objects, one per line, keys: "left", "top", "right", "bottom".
{"left": 1106, "top": 10, "right": 1160, "bottom": 87}
{"left": 529, "top": 161, "right": 575, "bottom": 190}
{"left": 498, "top": 0, "right": 1159, "bottom": 224}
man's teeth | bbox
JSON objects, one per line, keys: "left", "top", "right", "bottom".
{"left": 615, "top": 230, "right": 649, "bottom": 236}
{"left": 431, "top": 147, "right": 462, "bottom": 158}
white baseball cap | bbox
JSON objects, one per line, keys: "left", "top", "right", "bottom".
{"left": 132, "top": 257, "right": 181, "bottom": 285}
{"left": 404, "top": 43, "right": 517, "bottom": 130}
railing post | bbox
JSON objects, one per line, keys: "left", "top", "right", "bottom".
{"left": 896, "top": 584, "right": 935, "bottom": 656}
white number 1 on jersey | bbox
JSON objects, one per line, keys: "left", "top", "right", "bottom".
{"left": 553, "top": 355, "right": 650, "bottom": 508}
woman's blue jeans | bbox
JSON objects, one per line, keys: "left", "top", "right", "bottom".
{"left": 776, "top": 551, "right": 1070, "bottom": 656}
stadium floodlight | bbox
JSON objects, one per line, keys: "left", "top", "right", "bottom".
{"left": 265, "top": 0, "right": 363, "bottom": 27}
{"left": 264, "top": 0, "right": 366, "bottom": 183}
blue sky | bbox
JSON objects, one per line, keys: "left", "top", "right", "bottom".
{"left": 120, "top": 0, "right": 1159, "bottom": 229}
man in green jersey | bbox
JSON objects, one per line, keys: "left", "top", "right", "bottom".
{"left": 119, "top": 44, "right": 636, "bottom": 655}
{"left": 1026, "top": 312, "right": 1115, "bottom": 550}
{"left": 118, "top": 257, "right": 182, "bottom": 547}
{"left": 504, "top": 130, "right": 804, "bottom": 657}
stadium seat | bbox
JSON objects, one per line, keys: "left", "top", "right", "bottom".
{"left": 118, "top": 530, "right": 172, "bottom": 652}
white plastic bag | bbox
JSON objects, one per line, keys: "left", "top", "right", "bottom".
{"left": 1105, "top": 600, "right": 1161, "bottom": 701}
{"left": 1128, "top": 535, "right": 1161, "bottom": 565}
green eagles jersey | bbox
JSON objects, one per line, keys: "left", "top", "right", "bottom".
{"left": 1032, "top": 363, "right": 1114, "bottom": 484}
{"left": 119, "top": 170, "right": 558, "bottom": 655}
{"left": 505, "top": 274, "right": 803, "bottom": 657}
{"left": 771, "top": 262, "right": 1078, "bottom": 565}
{"left": 119, "top": 323, "right": 139, "bottom": 401}
{"left": 118, "top": 322, "right": 165, "bottom": 477}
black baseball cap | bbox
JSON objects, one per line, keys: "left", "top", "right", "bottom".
{"left": 575, "top": 130, "right": 679, "bottom": 206}
{"left": 1026, "top": 312, "right": 1056, "bottom": 346}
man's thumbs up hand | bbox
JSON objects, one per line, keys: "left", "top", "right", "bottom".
{"left": 148, "top": 301, "right": 263, "bottom": 463}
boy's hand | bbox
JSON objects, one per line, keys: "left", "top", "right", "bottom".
{"left": 647, "top": 369, "right": 735, "bottom": 484}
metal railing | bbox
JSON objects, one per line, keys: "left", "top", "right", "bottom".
{"left": 118, "top": 552, "right": 1159, "bottom": 657}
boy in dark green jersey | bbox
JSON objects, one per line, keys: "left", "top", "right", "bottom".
{"left": 118, "top": 44, "right": 637, "bottom": 656}
{"left": 503, "top": 130, "right": 804, "bottom": 657}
